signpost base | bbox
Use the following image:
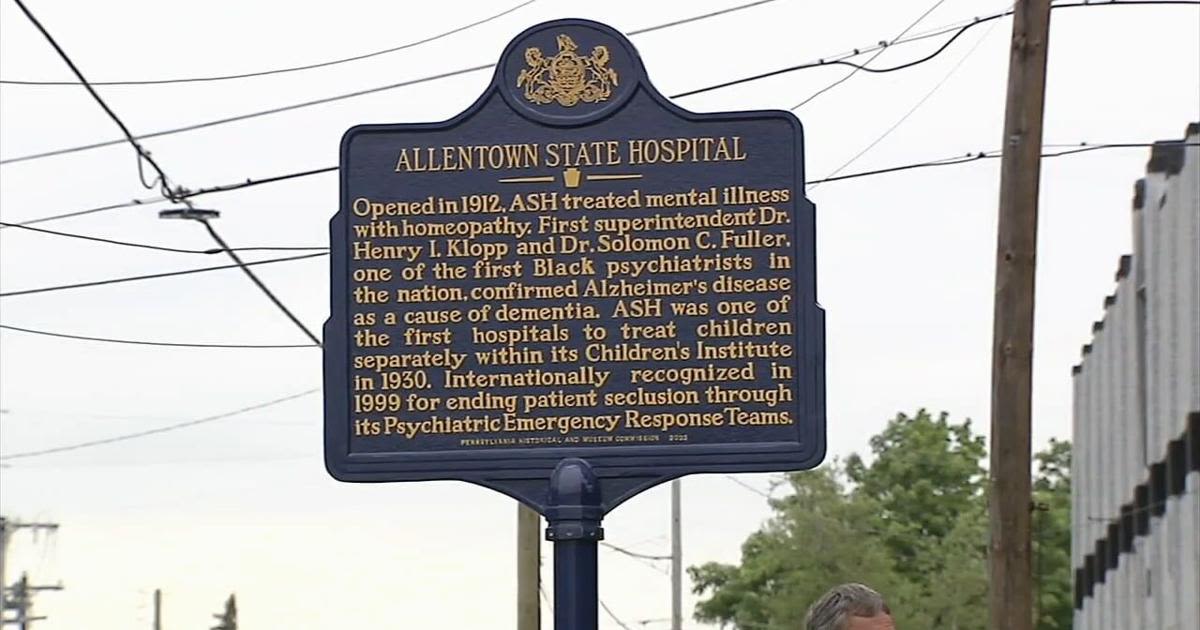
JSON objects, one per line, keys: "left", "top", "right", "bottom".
{"left": 545, "top": 458, "right": 603, "bottom": 630}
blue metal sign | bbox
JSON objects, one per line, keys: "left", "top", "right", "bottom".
{"left": 324, "top": 19, "right": 825, "bottom": 513}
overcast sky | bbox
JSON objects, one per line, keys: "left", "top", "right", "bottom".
{"left": 1, "top": 0, "right": 1197, "bottom": 628}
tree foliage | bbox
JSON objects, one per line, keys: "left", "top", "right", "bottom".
{"left": 690, "top": 410, "right": 1072, "bottom": 630}
{"left": 1033, "top": 439, "right": 1072, "bottom": 630}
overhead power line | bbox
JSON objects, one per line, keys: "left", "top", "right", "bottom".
{"left": 7, "top": 0, "right": 176, "bottom": 199}
{"left": 0, "top": 0, "right": 539, "bottom": 86}
{"left": 0, "top": 166, "right": 341, "bottom": 229}
{"left": 600, "top": 599, "right": 635, "bottom": 630}
{"left": 676, "top": 0, "right": 1200, "bottom": 101}
{"left": 0, "top": 323, "right": 316, "bottom": 349}
{"left": 2, "top": 0, "right": 1189, "bottom": 168}
{"left": 0, "top": 168, "right": 338, "bottom": 229}
{"left": 807, "top": 12, "right": 1005, "bottom": 191}
{"left": 0, "top": 64, "right": 492, "bottom": 165}
{"left": 2, "top": 141, "right": 1185, "bottom": 230}
{"left": 9, "top": 0, "right": 324, "bottom": 346}
{"left": 0, "top": 389, "right": 319, "bottom": 461}
{"left": 1079, "top": 488, "right": 1199, "bottom": 530}
{"left": 0, "top": 221, "right": 327, "bottom": 253}
{"left": 0, "top": 0, "right": 780, "bottom": 87}
{"left": 0, "top": 195, "right": 167, "bottom": 227}
{"left": 1, "top": 141, "right": 1191, "bottom": 347}
{"left": 600, "top": 542, "right": 673, "bottom": 562}
{"left": 196, "top": 219, "right": 323, "bottom": 346}
{"left": 622, "top": 0, "right": 779, "bottom": 36}
{"left": 0, "top": 160, "right": 339, "bottom": 229}
{"left": 801, "top": 140, "right": 1195, "bottom": 184}
{"left": 789, "top": 0, "right": 947, "bottom": 110}
{"left": 725, "top": 474, "right": 774, "bottom": 499}
{"left": 179, "top": 165, "right": 340, "bottom": 199}
{"left": 0, "top": 0, "right": 786, "bottom": 166}
{"left": 0, "top": 252, "right": 327, "bottom": 298}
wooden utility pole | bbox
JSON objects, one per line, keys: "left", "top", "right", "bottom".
{"left": 0, "top": 518, "right": 60, "bottom": 626}
{"left": 988, "top": 2, "right": 1052, "bottom": 629}
{"left": 517, "top": 505, "right": 541, "bottom": 630}
{"left": 153, "top": 589, "right": 162, "bottom": 630}
{"left": 10, "top": 573, "right": 58, "bottom": 630}
{"left": 15, "top": 574, "right": 27, "bottom": 630}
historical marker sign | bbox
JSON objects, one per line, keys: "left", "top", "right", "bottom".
{"left": 324, "top": 19, "right": 825, "bottom": 513}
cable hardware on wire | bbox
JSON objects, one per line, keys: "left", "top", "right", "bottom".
{"left": 0, "top": 160, "right": 342, "bottom": 231}
{"left": 14, "top": 0, "right": 1195, "bottom": 166}
{"left": 7, "top": 0, "right": 179, "bottom": 204}
{"left": 5, "top": 141, "right": 1189, "bottom": 230}
{"left": 675, "top": 0, "right": 1200, "bottom": 101}
{"left": 807, "top": 12, "right": 1005, "bottom": 191}
{"left": 805, "top": 141, "right": 1199, "bottom": 185}
{"left": 789, "top": 0, "right": 947, "bottom": 111}
{"left": 0, "top": 165, "right": 340, "bottom": 229}
{"left": 9, "top": 0, "right": 325, "bottom": 346}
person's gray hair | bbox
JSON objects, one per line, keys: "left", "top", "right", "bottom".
{"left": 804, "top": 583, "right": 890, "bottom": 630}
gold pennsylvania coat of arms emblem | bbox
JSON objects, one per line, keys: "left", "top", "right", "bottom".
{"left": 517, "top": 34, "right": 619, "bottom": 107}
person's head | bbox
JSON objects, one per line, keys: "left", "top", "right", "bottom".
{"left": 804, "top": 583, "right": 894, "bottom": 630}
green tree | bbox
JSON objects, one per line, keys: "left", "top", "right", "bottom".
{"left": 1033, "top": 439, "right": 1072, "bottom": 630}
{"left": 690, "top": 466, "right": 904, "bottom": 629}
{"left": 916, "top": 502, "right": 988, "bottom": 630}
{"left": 844, "top": 410, "right": 987, "bottom": 584}
{"left": 690, "top": 410, "right": 1071, "bottom": 630}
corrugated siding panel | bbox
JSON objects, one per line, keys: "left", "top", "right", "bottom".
{"left": 1087, "top": 341, "right": 1103, "bottom": 630}
{"left": 1186, "top": 470, "right": 1200, "bottom": 626}
{"left": 1144, "top": 172, "right": 1167, "bottom": 457}
{"left": 1117, "top": 279, "right": 1140, "bottom": 494}
{"left": 1112, "top": 284, "right": 1134, "bottom": 625}
{"left": 1179, "top": 130, "right": 1200, "bottom": 629}
{"left": 1072, "top": 127, "right": 1198, "bottom": 627}
{"left": 1140, "top": 530, "right": 1160, "bottom": 629}
{"left": 1165, "top": 132, "right": 1198, "bottom": 630}
{"left": 1186, "top": 133, "right": 1200, "bottom": 412}
{"left": 1101, "top": 316, "right": 1120, "bottom": 627}
{"left": 1080, "top": 362, "right": 1089, "bottom": 628}
{"left": 1080, "top": 369, "right": 1089, "bottom": 564}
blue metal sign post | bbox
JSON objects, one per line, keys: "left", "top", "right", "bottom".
{"left": 546, "top": 458, "right": 602, "bottom": 629}
{"left": 325, "top": 19, "right": 825, "bottom": 629}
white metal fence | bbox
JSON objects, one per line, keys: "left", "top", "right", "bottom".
{"left": 1071, "top": 123, "right": 1199, "bottom": 630}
